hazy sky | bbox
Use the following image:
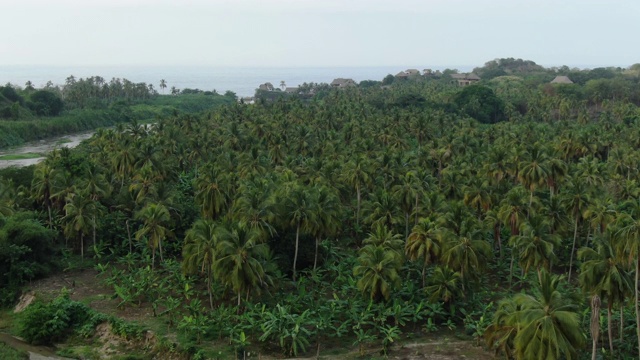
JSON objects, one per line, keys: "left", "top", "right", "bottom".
{"left": 2, "top": 0, "right": 638, "bottom": 68}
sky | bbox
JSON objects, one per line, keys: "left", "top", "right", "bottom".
{"left": 1, "top": 0, "right": 639, "bottom": 68}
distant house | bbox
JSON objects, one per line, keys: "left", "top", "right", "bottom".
{"left": 405, "top": 69, "right": 420, "bottom": 76}
{"left": 395, "top": 71, "right": 409, "bottom": 79}
{"left": 451, "top": 73, "right": 481, "bottom": 86}
{"left": 330, "top": 78, "right": 357, "bottom": 88}
{"left": 550, "top": 75, "right": 573, "bottom": 84}
{"left": 258, "top": 82, "right": 275, "bottom": 91}
{"left": 284, "top": 87, "right": 299, "bottom": 94}
{"left": 239, "top": 97, "right": 255, "bottom": 105}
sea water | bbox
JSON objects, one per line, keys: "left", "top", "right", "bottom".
{"left": 0, "top": 65, "right": 472, "bottom": 98}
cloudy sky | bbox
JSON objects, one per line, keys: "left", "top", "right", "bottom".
{"left": 1, "top": 0, "right": 638, "bottom": 68}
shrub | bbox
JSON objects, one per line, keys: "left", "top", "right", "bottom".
{"left": 17, "top": 292, "right": 92, "bottom": 345}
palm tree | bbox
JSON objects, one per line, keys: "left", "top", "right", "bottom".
{"left": 579, "top": 234, "right": 632, "bottom": 354}
{"left": 160, "top": 79, "right": 167, "bottom": 94}
{"left": 363, "top": 224, "right": 404, "bottom": 262}
{"left": 425, "top": 266, "right": 462, "bottom": 305}
{"left": 510, "top": 215, "right": 560, "bottom": 282}
{"left": 512, "top": 269, "right": 585, "bottom": 360}
{"left": 497, "top": 185, "right": 531, "bottom": 237}
{"left": 405, "top": 218, "right": 441, "bottom": 286}
{"left": 182, "top": 219, "right": 220, "bottom": 309}
{"left": 215, "top": 222, "right": 271, "bottom": 307}
{"left": 561, "top": 178, "right": 591, "bottom": 282}
{"left": 276, "top": 183, "right": 318, "bottom": 281}
{"left": 485, "top": 297, "right": 518, "bottom": 359}
{"left": 230, "top": 178, "right": 276, "bottom": 240}
{"left": 341, "top": 156, "right": 371, "bottom": 228}
{"left": 442, "top": 224, "right": 491, "bottom": 291}
{"left": 62, "top": 193, "right": 94, "bottom": 259}
{"left": 310, "top": 185, "right": 341, "bottom": 270}
{"left": 353, "top": 244, "right": 401, "bottom": 301}
{"left": 0, "top": 178, "right": 15, "bottom": 217}
{"left": 31, "top": 163, "right": 56, "bottom": 227}
{"left": 135, "top": 203, "right": 172, "bottom": 268}
{"left": 519, "top": 145, "right": 549, "bottom": 207}
{"left": 194, "top": 165, "right": 230, "bottom": 220}
{"left": 615, "top": 203, "right": 640, "bottom": 356}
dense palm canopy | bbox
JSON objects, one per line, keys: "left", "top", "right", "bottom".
{"left": 6, "top": 61, "right": 640, "bottom": 358}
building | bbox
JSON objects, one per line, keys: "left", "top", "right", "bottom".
{"left": 330, "top": 78, "right": 357, "bottom": 88}
{"left": 451, "top": 73, "right": 481, "bottom": 86}
{"left": 550, "top": 75, "right": 574, "bottom": 84}
{"left": 258, "top": 82, "right": 275, "bottom": 91}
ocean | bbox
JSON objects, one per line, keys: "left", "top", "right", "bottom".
{"left": 0, "top": 65, "right": 472, "bottom": 98}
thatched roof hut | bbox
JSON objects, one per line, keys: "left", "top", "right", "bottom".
{"left": 550, "top": 75, "right": 573, "bottom": 84}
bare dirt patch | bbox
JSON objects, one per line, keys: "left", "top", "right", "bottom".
{"left": 23, "top": 269, "right": 154, "bottom": 323}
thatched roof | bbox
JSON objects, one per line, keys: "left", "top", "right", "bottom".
{"left": 550, "top": 75, "right": 573, "bottom": 84}
{"left": 331, "top": 78, "right": 357, "bottom": 87}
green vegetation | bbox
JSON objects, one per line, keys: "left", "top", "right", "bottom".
{"left": 0, "top": 153, "right": 43, "bottom": 160}
{"left": 2, "top": 58, "right": 640, "bottom": 359}
{"left": 0, "top": 77, "right": 235, "bottom": 149}
{"left": 0, "top": 342, "right": 28, "bottom": 360}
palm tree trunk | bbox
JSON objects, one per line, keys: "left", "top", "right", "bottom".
{"left": 422, "top": 262, "right": 427, "bottom": 288}
{"left": 47, "top": 205, "right": 53, "bottom": 229}
{"left": 93, "top": 215, "right": 97, "bottom": 248}
{"left": 159, "top": 238, "right": 164, "bottom": 263}
{"left": 509, "top": 253, "right": 514, "bottom": 289}
{"left": 313, "top": 236, "right": 319, "bottom": 271}
{"left": 293, "top": 223, "right": 300, "bottom": 282}
{"left": 608, "top": 302, "right": 614, "bottom": 354}
{"left": 568, "top": 217, "right": 579, "bottom": 283}
{"left": 494, "top": 222, "right": 502, "bottom": 258}
{"left": 207, "top": 267, "right": 213, "bottom": 310}
{"left": 636, "top": 258, "right": 640, "bottom": 357}
{"left": 414, "top": 194, "right": 419, "bottom": 225}
{"left": 591, "top": 295, "right": 600, "bottom": 360}
{"left": 80, "top": 233, "right": 84, "bottom": 260}
{"left": 404, "top": 212, "right": 409, "bottom": 240}
{"left": 621, "top": 303, "right": 624, "bottom": 343}
{"left": 126, "top": 219, "right": 132, "bottom": 253}
{"left": 237, "top": 291, "right": 241, "bottom": 307}
{"left": 356, "top": 184, "right": 361, "bottom": 227}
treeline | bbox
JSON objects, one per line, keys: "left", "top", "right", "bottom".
{"left": 0, "top": 76, "right": 235, "bottom": 148}
{"left": 2, "top": 59, "right": 640, "bottom": 358}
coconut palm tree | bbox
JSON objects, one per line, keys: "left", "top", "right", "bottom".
{"left": 31, "top": 163, "right": 56, "bottom": 227}
{"left": 275, "top": 183, "right": 318, "bottom": 281}
{"left": 62, "top": 192, "right": 94, "bottom": 259}
{"left": 215, "top": 222, "right": 271, "bottom": 307}
{"left": 353, "top": 244, "right": 401, "bottom": 302}
{"left": 512, "top": 269, "right": 585, "bottom": 360}
{"left": 425, "top": 266, "right": 462, "bottom": 305}
{"left": 341, "top": 156, "right": 371, "bottom": 227}
{"left": 363, "top": 224, "right": 404, "bottom": 262}
{"left": 0, "top": 178, "right": 15, "bottom": 217}
{"left": 309, "top": 185, "right": 341, "bottom": 270}
{"left": 442, "top": 224, "right": 491, "bottom": 291}
{"left": 159, "top": 79, "right": 167, "bottom": 94}
{"left": 194, "top": 165, "right": 231, "bottom": 220}
{"left": 561, "top": 177, "right": 591, "bottom": 282}
{"left": 182, "top": 219, "right": 220, "bottom": 309}
{"left": 135, "top": 203, "right": 172, "bottom": 268}
{"left": 405, "top": 217, "right": 442, "bottom": 286}
{"left": 579, "top": 234, "right": 632, "bottom": 354}
{"left": 615, "top": 201, "right": 640, "bottom": 356}
{"left": 510, "top": 215, "right": 560, "bottom": 282}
